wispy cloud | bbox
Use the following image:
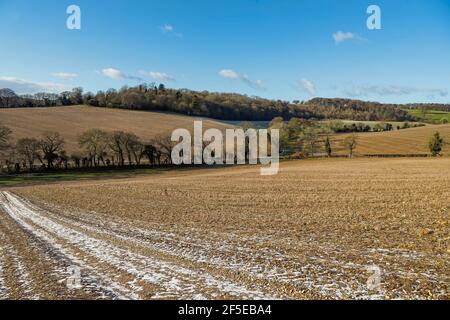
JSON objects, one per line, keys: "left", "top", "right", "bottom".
{"left": 332, "top": 31, "right": 366, "bottom": 45}
{"left": 295, "top": 78, "right": 317, "bottom": 97}
{"left": 51, "top": 72, "right": 78, "bottom": 79}
{"left": 218, "top": 69, "right": 265, "bottom": 90}
{"left": 160, "top": 24, "right": 182, "bottom": 37}
{"left": 139, "top": 70, "right": 176, "bottom": 82}
{"left": 219, "top": 69, "right": 239, "bottom": 80}
{"left": 333, "top": 31, "right": 355, "bottom": 44}
{"left": 0, "top": 76, "right": 70, "bottom": 94}
{"left": 344, "top": 84, "right": 448, "bottom": 98}
{"left": 100, "top": 68, "right": 142, "bottom": 81}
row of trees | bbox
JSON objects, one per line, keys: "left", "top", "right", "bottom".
{"left": 1, "top": 84, "right": 417, "bottom": 122}
{"left": 0, "top": 118, "right": 360, "bottom": 174}
{"left": 405, "top": 103, "right": 450, "bottom": 113}
{"left": 0, "top": 126, "right": 176, "bottom": 174}
{"left": 0, "top": 88, "right": 84, "bottom": 108}
{"left": 0, "top": 120, "right": 445, "bottom": 174}
{"left": 327, "top": 120, "right": 424, "bottom": 134}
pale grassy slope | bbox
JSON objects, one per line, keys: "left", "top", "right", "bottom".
{"left": 332, "top": 124, "right": 450, "bottom": 156}
{"left": 0, "top": 105, "right": 230, "bottom": 152}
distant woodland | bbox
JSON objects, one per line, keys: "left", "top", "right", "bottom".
{"left": 2, "top": 85, "right": 446, "bottom": 122}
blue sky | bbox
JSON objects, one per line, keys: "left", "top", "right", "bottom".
{"left": 0, "top": 0, "right": 449, "bottom": 103}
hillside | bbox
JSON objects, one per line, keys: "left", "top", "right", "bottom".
{"left": 332, "top": 124, "right": 450, "bottom": 156}
{"left": 0, "top": 105, "right": 229, "bottom": 153}
{"left": 1, "top": 85, "right": 413, "bottom": 122}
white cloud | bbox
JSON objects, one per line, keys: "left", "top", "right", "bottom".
{"left": 344, "top": 84, "right": 448, "bottom": 98}
{"left": 0, "top": 76, "right": 70, "bottom": 94}
{"left": 332, "top": 31, "right": 356, "bottom": 44}
{"left": 297, "top": 78, "right": 317, "bottom": 97}
{"left": 160, "top": 24, "right": 182, "bottom": 37}
{"left": 51, "top": 72, "right": 78, "bottom": 79}
{"left": 101, "top": 68, "right": 142, "bottom": 81}
{"left": 101, "top": 68, "right": 124, "bottom": 80}
{"left": 161, "top": 24, "right": 174, "bottom": 32}
{"left": 139, "top": 70, "right": 175, "bottom": 82}
{"left": 219, "top": 69, "right": 239, "bottom": 79}
{"left": 218, "top": 69, "right": 265, "bottom": 90}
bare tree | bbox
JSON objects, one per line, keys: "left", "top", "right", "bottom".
{"left": 0, "top": 125, "right": 12, "bottom": 151}
{"left": 79, "top": 129, "right": 109, "bottom": 166}
{"left": 129, "top": 136, "right": 145, "bottom": 165}
{"left": 39, "top": 132, "right": 65, "bottom": 168}
{"left": 152, "top": 134, "right": 174, "bottom": 164}
{"left": 0, "top": 88, "right": 18, "bottom": 108}
{"left": 342, "top": 133, "right": 358, "bottom": 158}
{"left": 70, "top": 152, "right": 83, "bottom": 168}
{"left": 143, "top": 144, "right": 158, "bottom": 165}
{"left": 5, "top": 147, "right": 20, "bottom": 173}
{"left": 70, "top": 87, "right": 84, "bottom": 105}
{"left": 108, "top": 131, "right": 127, "bottom": 166}
{"left": 122, "top": 132, "right": 140, "bottom": 166}
{"left": 301, "top": 126, "right": 320, "bottom": 157}
{"left": 16, "top": 138, "right": 40, "bottom": 170}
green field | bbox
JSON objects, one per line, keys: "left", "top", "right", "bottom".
{"left": 405, "top": 109, "right": 450, "bottom": 123}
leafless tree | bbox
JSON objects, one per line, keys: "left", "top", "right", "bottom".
{"left": 38, "top": 132, "right": 65, "bottom": 167}
{"left": 16, "top": 138, "right": 40, "bottom": 170}
{"left": 79, "top": 129, "right": 109, "bottom": 166}
{"left": 108, "top": 131, "right": 127, "bottom": 166}
{"left": 342, "top": 133, "right": 358, "bottom": 158}
{"left": 0, "top": 88, "right": 18, "bottom": 108}
{"left": 152, "top": 134, "right": 174, "bottom": 164}
{"left": 0, "top": 125, "right": 12, "bottom": 151}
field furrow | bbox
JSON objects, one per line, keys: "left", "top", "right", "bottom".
{"left": 2, "top": 158, "right": 449, "bottom": 300}
{"left": 0, "top": 191, "right": 274, "bottom": 300}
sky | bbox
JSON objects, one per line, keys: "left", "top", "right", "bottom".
{"left": 0, "top": 0, "right": 449, "bottom": 104}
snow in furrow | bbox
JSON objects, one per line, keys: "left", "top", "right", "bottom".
{"left": 0, "top": 191, "right": 273, "bottom": 299}
{"left": 36, "top": 200, "right": 376, "bottom": 298}
{"left": 0, "top": 192, "right": 141, "bottom": 300}
{"left": 8, "top": 246, "right": 39, "bottom": 300}
{"left": 30, "top": 197, "right": 376, "bottom": 298}
{"left": 0, "top": 243, "right": 9, "bottom": 299}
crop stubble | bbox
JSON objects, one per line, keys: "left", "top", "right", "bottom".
{"left": 1, "top": 158, "right": 449, "bottom": 299}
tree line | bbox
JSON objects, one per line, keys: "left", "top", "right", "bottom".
{"left": 0, "top": 120, "right": 445, "bottom": 174}
{"left": 1, "top": 85, "right": 420, "bottom": 122}
{"left": 0, "top": 126, "right": 175, "bottom": 174}
{"left": 0, "top": 121, "right": 359, "bottom": 175}
{"left": 327, "top": 120, "right": 424, "bottom": 133}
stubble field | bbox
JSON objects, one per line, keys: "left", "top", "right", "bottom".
{"left": 0, "top": 158, "right": 449, "bottom": 300}
{"left": 332, "top": 124, "right": 450, "bottom": 156}
{"left": 0, "top": 105, "right": 229, "bottom": 153}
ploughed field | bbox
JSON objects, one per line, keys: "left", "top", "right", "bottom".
{"left": 332, "top": 124, "right": 450, "bottom": 156}
{"left": 0, "top": 158, "right": 449, "bottom": 300}
{"left": 0, "top": 105, "right": 229, "bottom": 153}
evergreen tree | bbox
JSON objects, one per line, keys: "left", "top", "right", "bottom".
{"left": 325, "top": 136, "right": 332, "bottom": 157}
{"left": 429, "top": 132, "right": 444, "bottom": 157}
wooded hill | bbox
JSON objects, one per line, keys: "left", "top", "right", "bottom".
{"left": 2, "top": 85, "right": 448, "bottom": 122}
